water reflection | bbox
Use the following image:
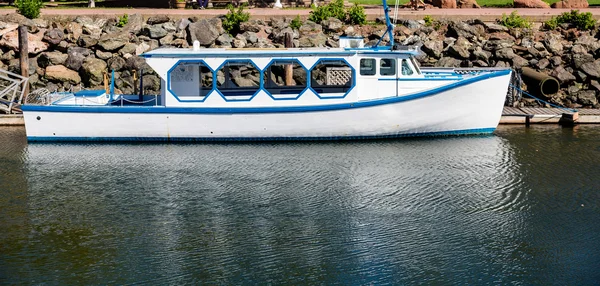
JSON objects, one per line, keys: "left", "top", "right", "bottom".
{"left": 2, "top": 126, "right": 599, "bottom": 284}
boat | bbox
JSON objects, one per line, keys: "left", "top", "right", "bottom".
{"left": 21, "top": 2, "right": 512, "bottom": 142}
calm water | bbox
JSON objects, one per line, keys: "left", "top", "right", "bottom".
{"left": 1, "top": 126, "right": 599, "bottom": 285}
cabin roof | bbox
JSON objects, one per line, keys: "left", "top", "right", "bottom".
{"left": 141, "top": 46, "right": 420, "bottom": 58}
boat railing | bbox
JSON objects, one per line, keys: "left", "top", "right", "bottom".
{"left": 0, "top": 68, "right": 29, "bottom": 114}
{"left": 25, "top": 89, "right": 73, "bottom": 106}
{"left": 113, "top": 94, "right": 159, "bottom": 107}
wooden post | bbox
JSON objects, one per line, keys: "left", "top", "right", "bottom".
{"left": 18, "top": 25, "right": 29, "bottom": 98}
{"left": 284, "top": 32, "right": 293, "bottom": 86}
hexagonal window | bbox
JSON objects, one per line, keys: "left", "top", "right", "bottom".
{"left": 169, "top": 61, "right": 213, "bottom": 100}
{"left": 216, "top": 60, "right": 260, "bottom": 101}
{"left": 310, "top": 59, "right": 354, "bottom": 98}
{"left": 263, "top": 60, "right": 307, "bottom": 99}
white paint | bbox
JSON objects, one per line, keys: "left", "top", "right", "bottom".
{"left": 23, "top": 73, "right": 511, "bottom": 139}
{"left": 23, "top": 48, "right": 513, "bottom": 140}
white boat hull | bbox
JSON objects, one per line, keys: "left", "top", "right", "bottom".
{"left": 22, "top": 72, "right": 510, "bottom": 141}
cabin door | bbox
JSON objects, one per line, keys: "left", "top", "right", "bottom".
{"left": 378, "top": 58, "right": 398, "bottom": 97}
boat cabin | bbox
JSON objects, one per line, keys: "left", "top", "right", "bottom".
{"left": 138, "top": 39, "right": 443, "bottom": 109}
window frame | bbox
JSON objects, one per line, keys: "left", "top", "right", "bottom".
{"left": 359, "top": 58, "right": 376, "bottom": 76}
{"left": 379, "top": 58, "right": 396, "bottom": 76}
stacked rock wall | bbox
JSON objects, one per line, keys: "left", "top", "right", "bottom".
{"left": 0, "top": 13, "right": 598, "bottom": 108}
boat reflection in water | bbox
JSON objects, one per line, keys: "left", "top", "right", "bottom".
{"left": 14, "top": 134, "right": 543, "bottom": 284}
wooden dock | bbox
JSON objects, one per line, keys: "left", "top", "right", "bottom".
{"left": 501, "top": 107, "right": 600, "bottom": 124}
{"left": 3, "top": 108, "right": 600, "bottom": 127}
{"left": 0, "top": 114, "right": 24, "bottom": 126}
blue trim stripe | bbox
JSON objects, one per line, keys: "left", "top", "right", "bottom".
{"left": 378, "top": 78, "right": 462, "bottom": 81}
{"left": 142, "top": 51, "right": 358, "bottom": 58}
{"left": 22, "top": 69, "right": 511, "bottom": 114}
{"left": 26, "top": 128, "right": 496, "bottom": 142}
{"left": 141, "top": 49, "right": 421, "bottom": 59}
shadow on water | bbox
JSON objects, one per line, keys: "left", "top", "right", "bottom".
{"left": 1, "top": 126, "right": 599, "bottom": 284}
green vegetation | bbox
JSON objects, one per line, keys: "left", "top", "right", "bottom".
{"left": 290, "top": 15, "right": 303, "bottom": 30}
{"left": 117, "top": 14, "right": 128, "bottom": 27}
{"left": 309, "top": 0, "right": 367, "bottom": 25}
{"left": 15, "top": 0, "right": 44, "bottom": 19}
{"left": 498, "top": 11, "right": 531, "bottom": 29}
{"left": 348, "top": 0, "right": 409, "bottom": 4}
{"left": 423, "top": 15, "right": 433, "bottom": 27}
{"left": 545, "top": 10, "right": 596, "bottom": 30}
{"left": 347, "top": 4, "right": 366, "bottom": 25}
{"left": 309, "top": 0, "right": 346, "bottom": 24}
{"left": 222, "top": 4, "right": 250, "bottom": 35}
{"left": 544, "top": 17, "right": 558, "bottom": 30}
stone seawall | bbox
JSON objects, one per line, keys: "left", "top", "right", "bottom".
{"left": 0, "top": 13, "right": 599, "bottom": 108}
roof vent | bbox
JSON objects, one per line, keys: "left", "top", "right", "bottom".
{"left": 339, "top": 37, "right": 364, "bottom": 49}
{"left": 193, "top": 40, "right": 200, "bottom": 51}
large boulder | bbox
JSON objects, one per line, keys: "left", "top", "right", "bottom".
{"left": 175, "top": 18, "right": 191, "bottom": 32}
{"left": 483, "top": 32, "right": 515, "bottom": 51}
{"left": 147, "top": 15, "right": 170, "bottom": 25}
{"left": 271, "top": 27, "right": 298, "bottom": 44}
{"left": 123, "top": 14, "right": 144, "bottom": 35}
{"left": 64, "top": 22, "right": 83, "bottom": 43}
{"left": 298, "top": 21, "right": 327, "bottom": 47}
{"left": 551, "top": 0, "right": 588, "bottom": 8}
{"left": 45, "top": 65, "right": 81, "bottom": 84}
{"left": 551, "top": 66, "right": 576, "bottom": 84}
{"left": 125, "top": 56, "right": 151, "bottom": 72}
{"left": 447, "top": 36, "right": 471, "bottom": 59}
{"left": 457, "top": 0, "right": 480, "bottom": 8}
{"left": 495, "top": 47, "right": 516, "bottom": 60}
{"left": 42, "top": 28, "right": 64, "bottom": 45}
{"left": 239, "top": 20, "right": 263, "bottom": 33}
{"left": 82, "top": 23, "right": 102, "bottom": 39}
{"left": 81, "top": 58, "right": 108, "bottom": 86}
{"left": 580, "top": 60, "right": 600, "bottom": 78}
{"left": 77, "top": 35, "right": 98, "bottom": 48}
{"left": 37, "top": 51, "right": 68, "bottom": 68}
{"left": 577, "top": 90, "right": 598, "bottom": 106}
{"left": 0, "top": 29, "right": 48, "bottom": 54}
{"left": 422, "top": 40, "right": 444, "bottom": 58}
{"left": 432, "top": 0, "right": 457, "bottom": 8}
{"left": 186, "top": 18, "right": 223, "bottom": 46}
{"left": 574, "top": 35, "right": 600, "bottom": 54}
{"left": 514, "top": 0, "right": 550, "bottom": 8}
{"left": 143, "top": 24, "right": 168, "bottom": 39}
{"left": 322, "top": 17, "right": 344, "bottom": 33}
{"left": 436, "top": 57, "right": 462, "bottom": 67}
{"left": 448, "top": 21, "right": 480, "bottom": 40}
{"left": 98, "top": 32, "right": 130, "bottom": 51}
{"left": 544, "top": 33, "right": 564, "bottom": 55}
{"left": 0, "top": 14, "right": 37, "bottom": 32}
{"left": 108, "top": 56, "right": 126, "bottom": 71}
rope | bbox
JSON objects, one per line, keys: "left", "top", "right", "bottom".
{"left": 120, "top": 96, "right": 157, "bottom": 104}
{"left": 509, "top": 84, "right": 578, "bottom": 113}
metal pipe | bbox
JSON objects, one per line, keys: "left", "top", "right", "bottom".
{"left": 521, "top": 67, "right": 560, "bottom": 98}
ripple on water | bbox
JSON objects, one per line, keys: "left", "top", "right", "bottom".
{"left": 2, "top": 127, "right": 598, "bottom": 284}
